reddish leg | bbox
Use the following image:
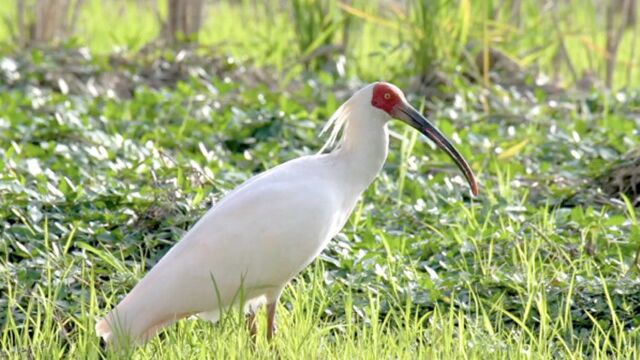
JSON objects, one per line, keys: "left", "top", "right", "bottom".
{"left": 266, "top": 302, "right": 278, "bottom": 341}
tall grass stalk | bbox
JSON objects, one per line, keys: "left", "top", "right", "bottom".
{"left": 290, "top": 0, "right": 344, "bottom": 71}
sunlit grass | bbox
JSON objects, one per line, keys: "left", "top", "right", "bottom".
{"left": 2, "top": 208, "right": 640, "bottom": 359}
{"left": 80, "top": 0, "right": 159, "bottom": 53}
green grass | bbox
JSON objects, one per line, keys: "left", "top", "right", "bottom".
{"left": 1, "top": 1, "right": 640, "bottom": 359}
{"left": 5, "top": 262, "right": 639, "bottom": 359}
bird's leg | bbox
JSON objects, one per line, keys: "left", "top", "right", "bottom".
{"left": 266, "top": 302, "right": 278, "bottom": 341}
{"left": 246, "top": 310, "right": 258, "bottom": 339}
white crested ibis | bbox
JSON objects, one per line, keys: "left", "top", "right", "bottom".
{"left": 96, "top": 82, "right": 478, "bottom": 346}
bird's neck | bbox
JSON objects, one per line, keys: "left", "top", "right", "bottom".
{"left": 332, "top": 112, "right": 389, "bottom": 191}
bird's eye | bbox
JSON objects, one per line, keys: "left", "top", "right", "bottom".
{"left": 384, "top": 93, "right": 391, "bottom": 100}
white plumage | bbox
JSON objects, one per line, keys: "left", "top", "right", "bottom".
{"left": 96, "top": 82, "right": 477, "bottom": 346}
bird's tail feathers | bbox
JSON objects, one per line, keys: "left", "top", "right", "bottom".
{"left": 95, "top": 317, "right": 113, "bottom": 343}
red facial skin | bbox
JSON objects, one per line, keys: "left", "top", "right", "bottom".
{"left": 371, "top": 82, "right": 404, "bottom": 116}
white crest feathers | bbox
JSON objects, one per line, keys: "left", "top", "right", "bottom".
{"left": 319, "top": 101, "right": 352, "bottom": 153}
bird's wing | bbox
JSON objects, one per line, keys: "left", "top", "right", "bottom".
{"left": 98, "top": 155, "right": 341, "bottom": 344}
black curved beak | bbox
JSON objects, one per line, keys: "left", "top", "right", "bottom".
{"left": 394, "top": 102, "right": 479, "bottom": 196}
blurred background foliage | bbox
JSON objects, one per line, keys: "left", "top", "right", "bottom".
{"left": 0, "top": 0, "right": 638, "bottom": 89}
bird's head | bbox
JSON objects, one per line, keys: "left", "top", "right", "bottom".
{"left": 371, "top": 82, "right": 479, "bottom": 196}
